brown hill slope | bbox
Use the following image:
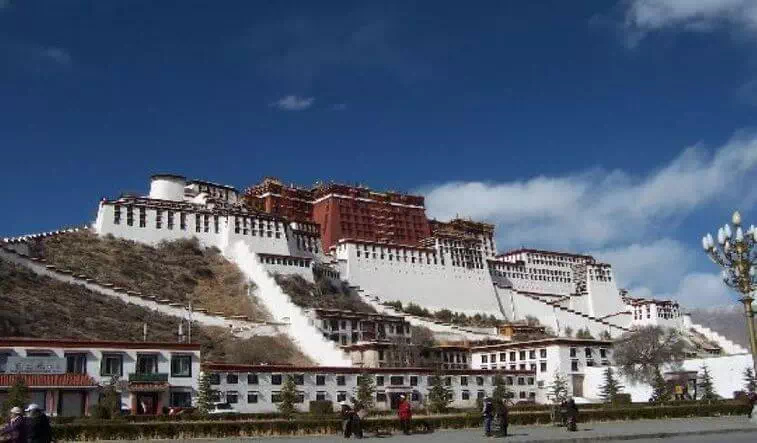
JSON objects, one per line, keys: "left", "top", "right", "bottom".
{"left": 31, "top": 231, "right": 267, "bottom": 320}
{"left": 275, "top": 273, "right": 377, "bottom": 313}
{"left": 0, "top": 258, "right": 310, "bottom": 366}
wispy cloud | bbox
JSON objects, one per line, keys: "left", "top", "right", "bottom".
{"left": 421, "top": 132, "right": 757, "bottom": 307}
{"left": 270, "top": 95, "right": 315, "bottom": 111}
{"left": 621, "top": 0, "right": 757, "bottom": 44}
{"left": 38, "top": 47, "right": 72, "bottom": 66}
{"left": 0, "top": 41, "right": 73, "bottom": 72}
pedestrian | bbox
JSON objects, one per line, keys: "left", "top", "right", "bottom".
{"left": 397, "top": 394, "right": 412, "bottom": 435}
{"left": 482, "top": 397, "right": 494, "bottom": 437}
{"left": 565, "top": 398, "right": 579, "bottom": 432}
{"left": 351, "top": 400, "right": 364, "bottom": 439}
{"left": 26, "top": 403, "right": 54, "bottom": 443}
{"left": 340, "top": 401, "right": 353, "bottom": 438}
{"left": 559, "top": 400, "right": 568, "bottom": 427}
{"left": 748, "top": 392, "right": 757, "bottom": 423}
{"left": 0, "top": 407, "right": 27, "bottom": 443}
{"left": 496, "top": 397, "right": 509, "bottom": 437}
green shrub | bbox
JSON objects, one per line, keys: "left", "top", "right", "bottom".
{"left": 309, "top": 401, "right": 334, "bottom": 416}
{"left": 51, "top": 403, "right": 750, "bottom": 440}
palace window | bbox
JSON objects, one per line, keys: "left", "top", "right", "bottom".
{"left": 139, "top": 207, "right": 146, "bottom": 228}
{"left": 180, "top": 213, "right": 186, "bottom": 230}
{"left": 196, "top": 214, "right": 201, "bottom": 233}
{"left": 155, "top": 210, "right": 162, "bottom": 229}
{"left": 114, "top": 205, "right": 121, "bottom": 224}
{"left": 167, "top": 210, "right": 174, "bottom": 230}
{"left": 204, "top": 215, "right": 210, "bottom": 233}
{"left": 126, "top": 206, "right": 134, "bottom": 226}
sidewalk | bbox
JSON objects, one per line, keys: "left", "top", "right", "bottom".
{"left": 107, "top": 416, "right": 757, "bottom": 442}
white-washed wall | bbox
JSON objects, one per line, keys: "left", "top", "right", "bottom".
{"left": 584, "top": 354, "right": 754, "bottom": 402}
{"left": 336, "top": 243, "right": 502, "bottom": 316}
{"left": 226, "top": 242, "right": 352, "bottom": 366}
{"left": 209, "top": 370, "right": 520, "bottom": 413}
{"left": 586, "top": 279, "right": 626, "bottom": 320}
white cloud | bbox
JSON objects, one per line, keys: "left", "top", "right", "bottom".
{"left": 423, "top": 133, "right": 757, "bottom": 250}
{"left": 592, "top": 238, "right": 695, "bottom": 291}
{"left": 40, "top": 47, "right": 72, "bottom": 66}
{"left": 623, "top": 0, "right": 757, "bottom": 40}
{"left": 422, "top": 133, "right": 757, "bottom": 308}
{"left": 270, "top": 95, "right": 315, "bottom": 111}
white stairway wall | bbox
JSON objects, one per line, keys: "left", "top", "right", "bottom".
{"left": 584, "top": 353, "right": 753, "bottom": 402}
{"left": 225, "top": 241, "right": 352, "bottom": 367}
{"left": 689, "top": 323, "right": 749, "bottom": 355}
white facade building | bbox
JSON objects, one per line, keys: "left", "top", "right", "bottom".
{"left": 204, "top": 363, "right": 534, "bottom": 413}
{"left": 0, "top": 338, "right": 201, "bottom": 417}
{"left": 470, "top": 338, "right": 613, "bottom": 404}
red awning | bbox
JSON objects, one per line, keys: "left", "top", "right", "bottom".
{"left": 0, "top": 374, "right": 98, "bottom": 389}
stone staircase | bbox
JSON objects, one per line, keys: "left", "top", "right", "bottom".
{"left": 688, "top": 323, "right": 749, "bottom": 355}
{"left": 516, "top": 291, "right": 631, "bottom": 337}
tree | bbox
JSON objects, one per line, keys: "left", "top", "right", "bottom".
{"left": 649, "top": 370, "right": 670, "bottom": 404}
{"left": 744, "top": 367, "right": 757, "bottom": 393}
{"left": 598, "top": 367, "right": 624, "bottom": 404}
{"left": 278, "top": 375, "right": 298, "bottom": 417}
{"left": 355, "top": 373, "right": 376, "bottom": 412}
{"left": 427, "top": 371, "right": 452, "bottom": 413}
{"left": 91, "top": 375, "right": 123, "bottom": 418}
{"left": 491, "top": 374, "right": 512, "bottom": 405}
{"left": 1, "top": 378, "right": 29, "bottom": 415}
{"left": 698, "top": 364, "right": 718, "bottom": 403}
{"left": 612, "top": 326, "right": 686, "bottom": 384}
{"left": 434, "top": 309, "right": 453, "bottom": 323}
{"left": 563, "top": 326, "right": 574, "bottom": 338}
{"left": 548, "top": 372, "right": 569, "bottom": 404}
{"left": 599, "top": 330, "right": 612, "bottom": 341}
{"left": 196, "top": 372, "right": 213, "bottom": 414}
{"left": 576, "top": 327, "right": 594, "bottom": 339}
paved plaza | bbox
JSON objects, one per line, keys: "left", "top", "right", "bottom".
{"left": 107, "top": 416, "right": 757, "bottom": 443}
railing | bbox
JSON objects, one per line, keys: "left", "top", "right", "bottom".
{"left": 128, "top": 373, "right": 169, "bottom": 382}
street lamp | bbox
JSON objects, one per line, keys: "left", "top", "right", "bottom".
{"left": 701, "top": 211, "right": 757, "bottom": 371}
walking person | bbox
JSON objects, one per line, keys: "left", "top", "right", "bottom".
{"left": 351, "top": 399, "right": 364, "bottom": 439}
{"left": 0, "top": 407, "right": 27, "bottom": 443}
{"left": 565, "top": 398, "right": 579, "bottom": 432}
{"left": 340, "top": 401, "right": 354, "bottom": 438}
{"left": 482, "top": 397, "right": 494, "bottom": 437}
{"left": 496, "top": 398, "right": 509, "bottom": 437}
{"left": 397, "top": 394, "right": 412, "bottom": 435}
{"left": 26, "top": 404, "right": 54, "bottom": 443}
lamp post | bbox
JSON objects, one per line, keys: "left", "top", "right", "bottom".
{"left": 701, "top": 211, "right": 757, "bottom": 372}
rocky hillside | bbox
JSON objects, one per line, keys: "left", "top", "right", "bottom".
{"left": 0, "top": 258, "right": 311, "bottom": 365}
{"left": 275, "top": 273, "right": 377, "bottom": 313}
{"left": 31, "top": 231, "right": 268, "bottom": 320}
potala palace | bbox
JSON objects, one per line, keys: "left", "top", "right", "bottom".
{"left": 0, "top": 173, "right": 752, "bottom": 414}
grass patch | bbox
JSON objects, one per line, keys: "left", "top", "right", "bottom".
{"left": 275, "top": 273, "right": 377, "bottom": 313}
{"left": 33, "top": 231, "right": 268, "bottom": 320}
{"left": 0, "top": 259, "right": 310, "bottom": 365}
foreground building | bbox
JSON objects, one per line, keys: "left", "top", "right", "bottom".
{"left": 0, "top": 338, "right": 201, "bottom": 417}
{"left": 203, "top": 362, "right": 534, "bottom": 413}
{"left": 470, "top": 338, "right": 613, "bottom": 403}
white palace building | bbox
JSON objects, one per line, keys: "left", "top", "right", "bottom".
{"left": 2, "top": 173, "right": 750, "bottom": 411}
{"left": 88, "top": 174, "right": 715, "bottom": 341}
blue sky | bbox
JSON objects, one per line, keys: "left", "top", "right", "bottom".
{"left": 2, "top": 0, "right": 757, "bottom": 307}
